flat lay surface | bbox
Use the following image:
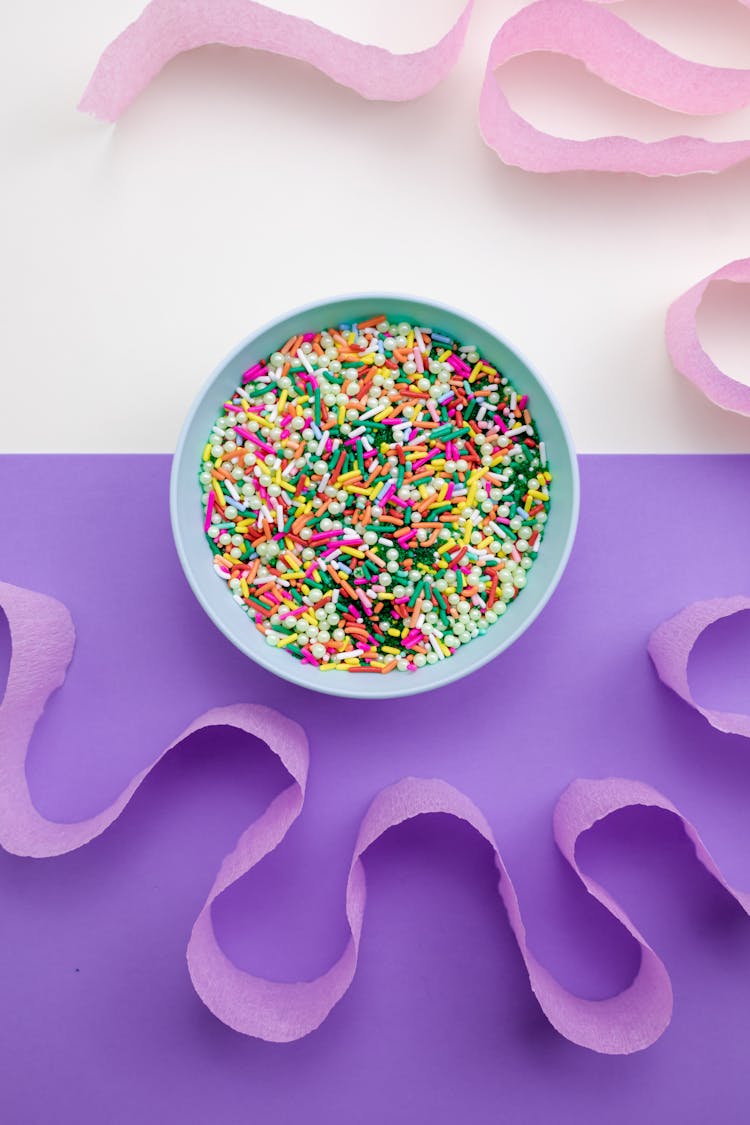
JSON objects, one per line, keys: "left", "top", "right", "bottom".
{"left": 2, "top": 0, "right": 750, "bottom": 453}
{"left": 3, "top": 1, "right": 750, "bottom": 1121}
{"left": 2, "top": 454, "right": 750, "bottom": 1123}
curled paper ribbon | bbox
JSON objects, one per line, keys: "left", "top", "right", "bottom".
{"left": 649, "top": 595, "right": 750, "bottom": 738}
{"left": 4, "top": 579, "right": 750, "bottom": 1052}
{"left": 77, "top": 0, "right": 476, "bottom": 119}
{"left": 481, "top": 0, "right": 750, "bottom": 176}
{"left": 666, "top": 258, "right": 750, "bottom": 417}
{"left": 79, "top": 0, "right": 750, "bottom": 177}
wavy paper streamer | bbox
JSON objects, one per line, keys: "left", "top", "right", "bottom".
{"left": 77, "top": 0, "right": 476, "bottom": 120}
{"left": 3, "top": 578, "right": 750, "bottom": 1052}
{"left": 649, "top": 595, "right": 750, "bottom": 738}
{"left": 79, "top": 0, "right": 750, "bottom": 176}
{"left": 666, "top": 258, "right": 750, "bottom": 417}
{"left": 481, "top": 0, "right": 750, "bottom": 176}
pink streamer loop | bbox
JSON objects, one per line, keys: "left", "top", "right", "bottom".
{"left": 79, "top": 0, "right": 750, "bottom": 177}
{"left": 4, "top": 578, "right": 750, "bottom": 1052}
{"left": 649, "top": 594, "right": 750, "bottom": 738}
{"left": 666, "top": 258, "right": 750, "bottom": 417}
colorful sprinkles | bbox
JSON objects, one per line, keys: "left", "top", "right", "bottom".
{"left": 199, "top": 316, "right": 552, "bottom": 673}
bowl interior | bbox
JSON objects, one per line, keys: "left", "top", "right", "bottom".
{"left": 170, "top": 294, "right": 579, "bottom": 699}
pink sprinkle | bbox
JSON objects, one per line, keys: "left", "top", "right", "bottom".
{"left": 311, "top": 531, "right": 343, "bottom": 544}
{"left": 242, "top": 364, "right": 267, "bottom": 383}
{"left": 411, "top": 449, "right": 441, "bottom": 470}
{"left": 203, "top": 491, "right": 215, "bottom": 532}
{"left": 413, "top": 347, "right": 423, "bottom": 373}
{"left": 234, "top": 427, "right": 275, "bottom": 455}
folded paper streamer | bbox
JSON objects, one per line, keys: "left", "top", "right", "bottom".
{"left": 649, "top": 595, "right": 750, "bottom": 738}
{"left": 79, "top": 0, "right": 750, "bottom": 176}
{"left": 666, "top": 258, "right": 750, "bottom": 417}
{"left": 3, "top": 578, "right": 750, "bottom": 1053}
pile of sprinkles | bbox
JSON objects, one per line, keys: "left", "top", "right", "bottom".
{"left": 200, "top": 315, "right": 552, "bottom": 674}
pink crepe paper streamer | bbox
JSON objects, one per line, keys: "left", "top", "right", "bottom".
{"left": 649, "top": 595, "right": 750, "bottom": 739}
{"left": 480, "top": 0, "right": 750, "bottom": 176}
{"left": 78, "top": 0, "right": 475, "bottom": 121}
{"left": 4, "top": 579, "right": 750, "bottom": 1051}
{"left": 666, "top": 258, "right": 750, "bottom": 417}
{"left": 79, "top": 0, "right": 750, "bottom": 177}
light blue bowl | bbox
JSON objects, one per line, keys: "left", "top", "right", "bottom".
{"left": 170, "top": 294, "right": 579, "bottom": 699}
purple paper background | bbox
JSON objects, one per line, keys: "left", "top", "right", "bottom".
{"left": 2, "top": 454, "right": 750, "bottom": 1124}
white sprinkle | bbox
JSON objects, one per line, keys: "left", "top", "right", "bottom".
{"left": 296, "top": 349, "right": 315, "bottom": 375}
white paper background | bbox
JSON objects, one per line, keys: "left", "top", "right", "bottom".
{"left": 2, "top": 0, "right": 750, "bottom": 453}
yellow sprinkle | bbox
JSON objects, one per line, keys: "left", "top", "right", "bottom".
{"left": 275, "top": 633, "right": 297, "bottom": 648}
{"left": 338, "top": 404, "right": 346, "bottom": 426}
{"left": 387, "top": 628, "right": 401, "bottom": 638}
{"left": 374, "top": 406, "right": 392, "bottom": 422}
{"left": 340, "top": 546, "right": 365, "bottom": 559}
{"left": 438, "top": 539, "right": 456, "bottom": 555}
{"left": 240, "top": 578, "right": 249, "bottom": 598}
{"left": 338, "top": 470, "right": 360, "bottom": 484}
{"left": 382, "top": 646, "right": 400, "bottom": 655}
{"left": 437, "top": 349, "right": 450, "bottom": 362}
{"left": 469, "top": 362, "right": 483, "bottom": 383}
{"left": 277, "top": 388, "right": 288, "bottom": 412}
{"left": 202, "top": 443, "right": 212, "bottom": 461}
{"left": 212, "top": 481, "right": 225, "bottom": 506}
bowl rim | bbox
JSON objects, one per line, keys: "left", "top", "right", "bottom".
{"left": 170, "top": 291, "right": 580, "bottom": 699}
